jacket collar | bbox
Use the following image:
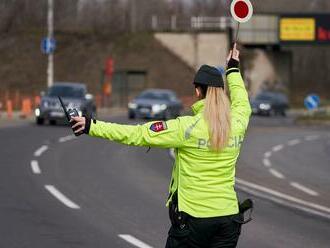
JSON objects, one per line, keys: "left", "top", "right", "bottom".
{"left": 191, "top": 99, "right": 205, "bottom": 115}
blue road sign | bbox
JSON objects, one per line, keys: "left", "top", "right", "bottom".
{"left": 41, "top": 37, "right": 56, "bottom": 54}
{"left": 304, "top": 94, "right": 320, "bottom": 110}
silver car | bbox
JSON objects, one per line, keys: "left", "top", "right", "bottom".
{"left": 35, "top": 82, "right": 96, "bottom": 125}
{"left": 128, "top": 89, "right": 183, "bottom": 120}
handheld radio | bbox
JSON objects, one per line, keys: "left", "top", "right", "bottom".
{"left": 58, "top": 96, "right": 84, "bottom": 136}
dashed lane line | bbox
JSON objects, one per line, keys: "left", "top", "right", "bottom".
{"left": 290, "top": 182, "right": 319, "bottom": 197}
{"left": 287, "top": 139, "right": 301, "bottom": 146}
{"left": 269, "top": 168, "right": 285, "bottom": 179}
{"left": 45, "top": 185, "right": 80, "bottom": 209}
{"left": 304, "top": 135, "right": 320, "bottom": 141}
{"left": 262, "top": 158, "right": 271, "bottom": 167}
{"left": 272, "top": 144, "right": 283, "bottom": 152}
{"left": 169, "top": 148, "right": 175, "bottom": 159}
{"left": 30, "top": 160, "right": 41, "bottom": 174}
{"left": 236, "top": 178, "right": 330, "bottom": 220}
{"left": 118, "top": 235, "right": 154, "bottom": 248}
{"left": 264, "top": 151, "right": 272, "bottom": 158}
{"left": 59, "top": 135, "right": 76, "bottom": 143}
{"left": 34, "top": 145, "right": 48, "bottom": 157}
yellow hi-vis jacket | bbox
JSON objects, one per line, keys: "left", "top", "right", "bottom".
{"left": 88, "top": 68, "right": 251, "bottom": 218}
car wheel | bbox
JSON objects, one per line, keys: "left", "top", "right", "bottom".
{"left": 128, "top": 112, "right": 135, "bottom": 119}
{"left": 268, "top": 109, "right": 275, "bottom": 117}
{"left": 36, "top": 117, "right": 44, "bottom": 125}
{"left": 49, "top": 120, "right": 56, "bottom": 125}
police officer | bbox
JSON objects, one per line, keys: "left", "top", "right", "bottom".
{"left": 72, "top": 43, "right": 251, "bottom": 247}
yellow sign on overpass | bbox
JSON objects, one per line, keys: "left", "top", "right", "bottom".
{"left": 280, "top": 18, "right": 315, "bottom": 41}
{"left": 279, "top": 14, "right": 330, "bottom": 43}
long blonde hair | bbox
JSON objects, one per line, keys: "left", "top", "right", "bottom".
{"left": 202, "top": 86, "right": 231, "bottom": 151}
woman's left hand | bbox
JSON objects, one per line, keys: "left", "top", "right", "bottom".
{"left": 71, "top": 116, "right": 86, "bottom": 134}
{"left": 226, "top": 43, "right": 240, "bottom": 64}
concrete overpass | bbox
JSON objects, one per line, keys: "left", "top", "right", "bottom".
{"left": 153, "top": 15, "right": 286, "bottom": 98}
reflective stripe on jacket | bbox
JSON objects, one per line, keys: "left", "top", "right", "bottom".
{"left": 88, "top": 68, "right": 251, "bottom": 218}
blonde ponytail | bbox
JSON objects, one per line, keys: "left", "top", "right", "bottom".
{"left": 204, "top": 87, "right": 231, "bottom": 151}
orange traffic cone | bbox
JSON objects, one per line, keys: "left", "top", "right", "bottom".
{"left": 20, "top": 98, "right": 32, "bottom": 118}
{"left": 7, "top": 100, "right": 13, "bottom": 119}
{"left": 0, "top": 101, "right": 3, "bottom": 118}
{"left": 34, "top": 95, "right": 41, "bottom": 108}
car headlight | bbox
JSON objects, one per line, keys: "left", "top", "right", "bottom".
{"left": 259, "top": 103, "right": 271, "bottom": 110}
{"left": 35, "top": 108, "right": 40, "bottom": 117}
{"left": 152, "top": 104, "right": 167, "bottom": 113}
{"left": 128, "top": 102, "right": 137, "bottom": 109}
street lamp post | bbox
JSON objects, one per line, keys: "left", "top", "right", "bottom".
{"left": 47, "top": 0, "right": 54, "bottom": 88}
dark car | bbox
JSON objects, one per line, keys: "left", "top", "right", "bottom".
{"left": 128, "top": 89, "right": 183, "bottom": 120}
{"left": 251, "top": 91, "right": 289, "bottom": 116}
{"left": 35, "top": 82, "right": 96, "bottom": 125}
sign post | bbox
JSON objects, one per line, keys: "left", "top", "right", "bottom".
{"left": 47, "top": 0, "right": 54, "bottom": 88}
{"left": 230, "top": 0, "right": 253, "bottom": 43}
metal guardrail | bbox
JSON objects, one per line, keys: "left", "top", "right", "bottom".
{"left": 151, "top": 15, "right": 234, "bottom": 31}
{"left": 151, "top": 15, "right": 279, "bottom": 45}
{"left": 190, "top": 16, "right": 234, "bottom": 30}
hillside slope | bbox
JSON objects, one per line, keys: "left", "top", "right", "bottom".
{"left": 0, "top": 32, "right": 194, "bottom": 100}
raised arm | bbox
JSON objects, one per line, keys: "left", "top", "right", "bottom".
{"left": 226, "top": 44, "right": 252, "bottom": 132}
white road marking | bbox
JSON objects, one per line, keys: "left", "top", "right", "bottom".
{"left": 34, "top": 145, "right": 48, "bottom": 157}
{"left": 272, "top": 144, "right": 283, "bottom": 152}
{"left": 290, "top": 182, "right": 319, "bottom": 196}
{"left": 304, "top": 135, "right": 320, "bottom": 141}
{"left": 118, "top": 235, "right": 153, "bottom": 248}
{"left": 169, "top": 148, "right": 175, "bottom": 159}
{"left": 59, "top": 135, "right": 76, "bottom": 143}
{"left": 287, "top": 139, "right": 301, "bottom": 146}
{"left": 262, "top": 158, "right": 271, "bottom": 167}
{"left": 269, "top": 168, "right": 285, "bottom": 179}
{"left": 264, "top": 151, "right": 272, "bottom": 158}
{"left": 30, "top": 160, "right": 41, "bottom": 174}
{"left": 236, "top": 178, "right": 330, "bottom": 220}
{"left": 45, "top": 185, "right": 80, "bottom": 209}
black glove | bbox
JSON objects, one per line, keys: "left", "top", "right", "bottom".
{"left": 227, "top": 58, "right": 240, "bottom": 70}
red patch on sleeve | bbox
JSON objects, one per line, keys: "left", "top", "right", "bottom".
{"left": 150, "top": 121, "right": 168, "bottom": 132}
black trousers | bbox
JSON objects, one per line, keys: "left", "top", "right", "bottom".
{"left": 165, "top": 213, "right": 242, "bottom": 248}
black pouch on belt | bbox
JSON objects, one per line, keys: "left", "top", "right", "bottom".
{"left": 168, "top": 191, "right": 188, "bottom": 230}
{"left": 235, "top": 198, "right": 254, "bottom": 224}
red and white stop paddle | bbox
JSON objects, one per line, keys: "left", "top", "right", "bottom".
{"left": 230, "top": 0, "right": 253, "bottom": 43}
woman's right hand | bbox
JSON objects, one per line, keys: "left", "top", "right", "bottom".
{"left": 71, "top": 116, "right": 86, "bottom": 134}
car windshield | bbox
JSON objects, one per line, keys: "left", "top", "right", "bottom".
{"left": 138, "top": 91, "right": 172, "bottom": 100}
{"left": 256, "top": 92, "right": 288, "bottom": 103}
{"left": 47, "top": 85, "right": 85, "bottom": 98}
{"left": 255, "top": 94, "right": 273, "bottom": 101}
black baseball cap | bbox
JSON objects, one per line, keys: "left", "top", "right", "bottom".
{"left": 193, "top": 65, "right": 224, "bottom": 88}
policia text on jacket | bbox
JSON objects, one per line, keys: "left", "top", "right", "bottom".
{"left": 70, "top": 44, "right": 253, "bottom": 248}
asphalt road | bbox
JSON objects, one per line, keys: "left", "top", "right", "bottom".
{"left": 0, "top": 115, "right": 329, "bottom": 248}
